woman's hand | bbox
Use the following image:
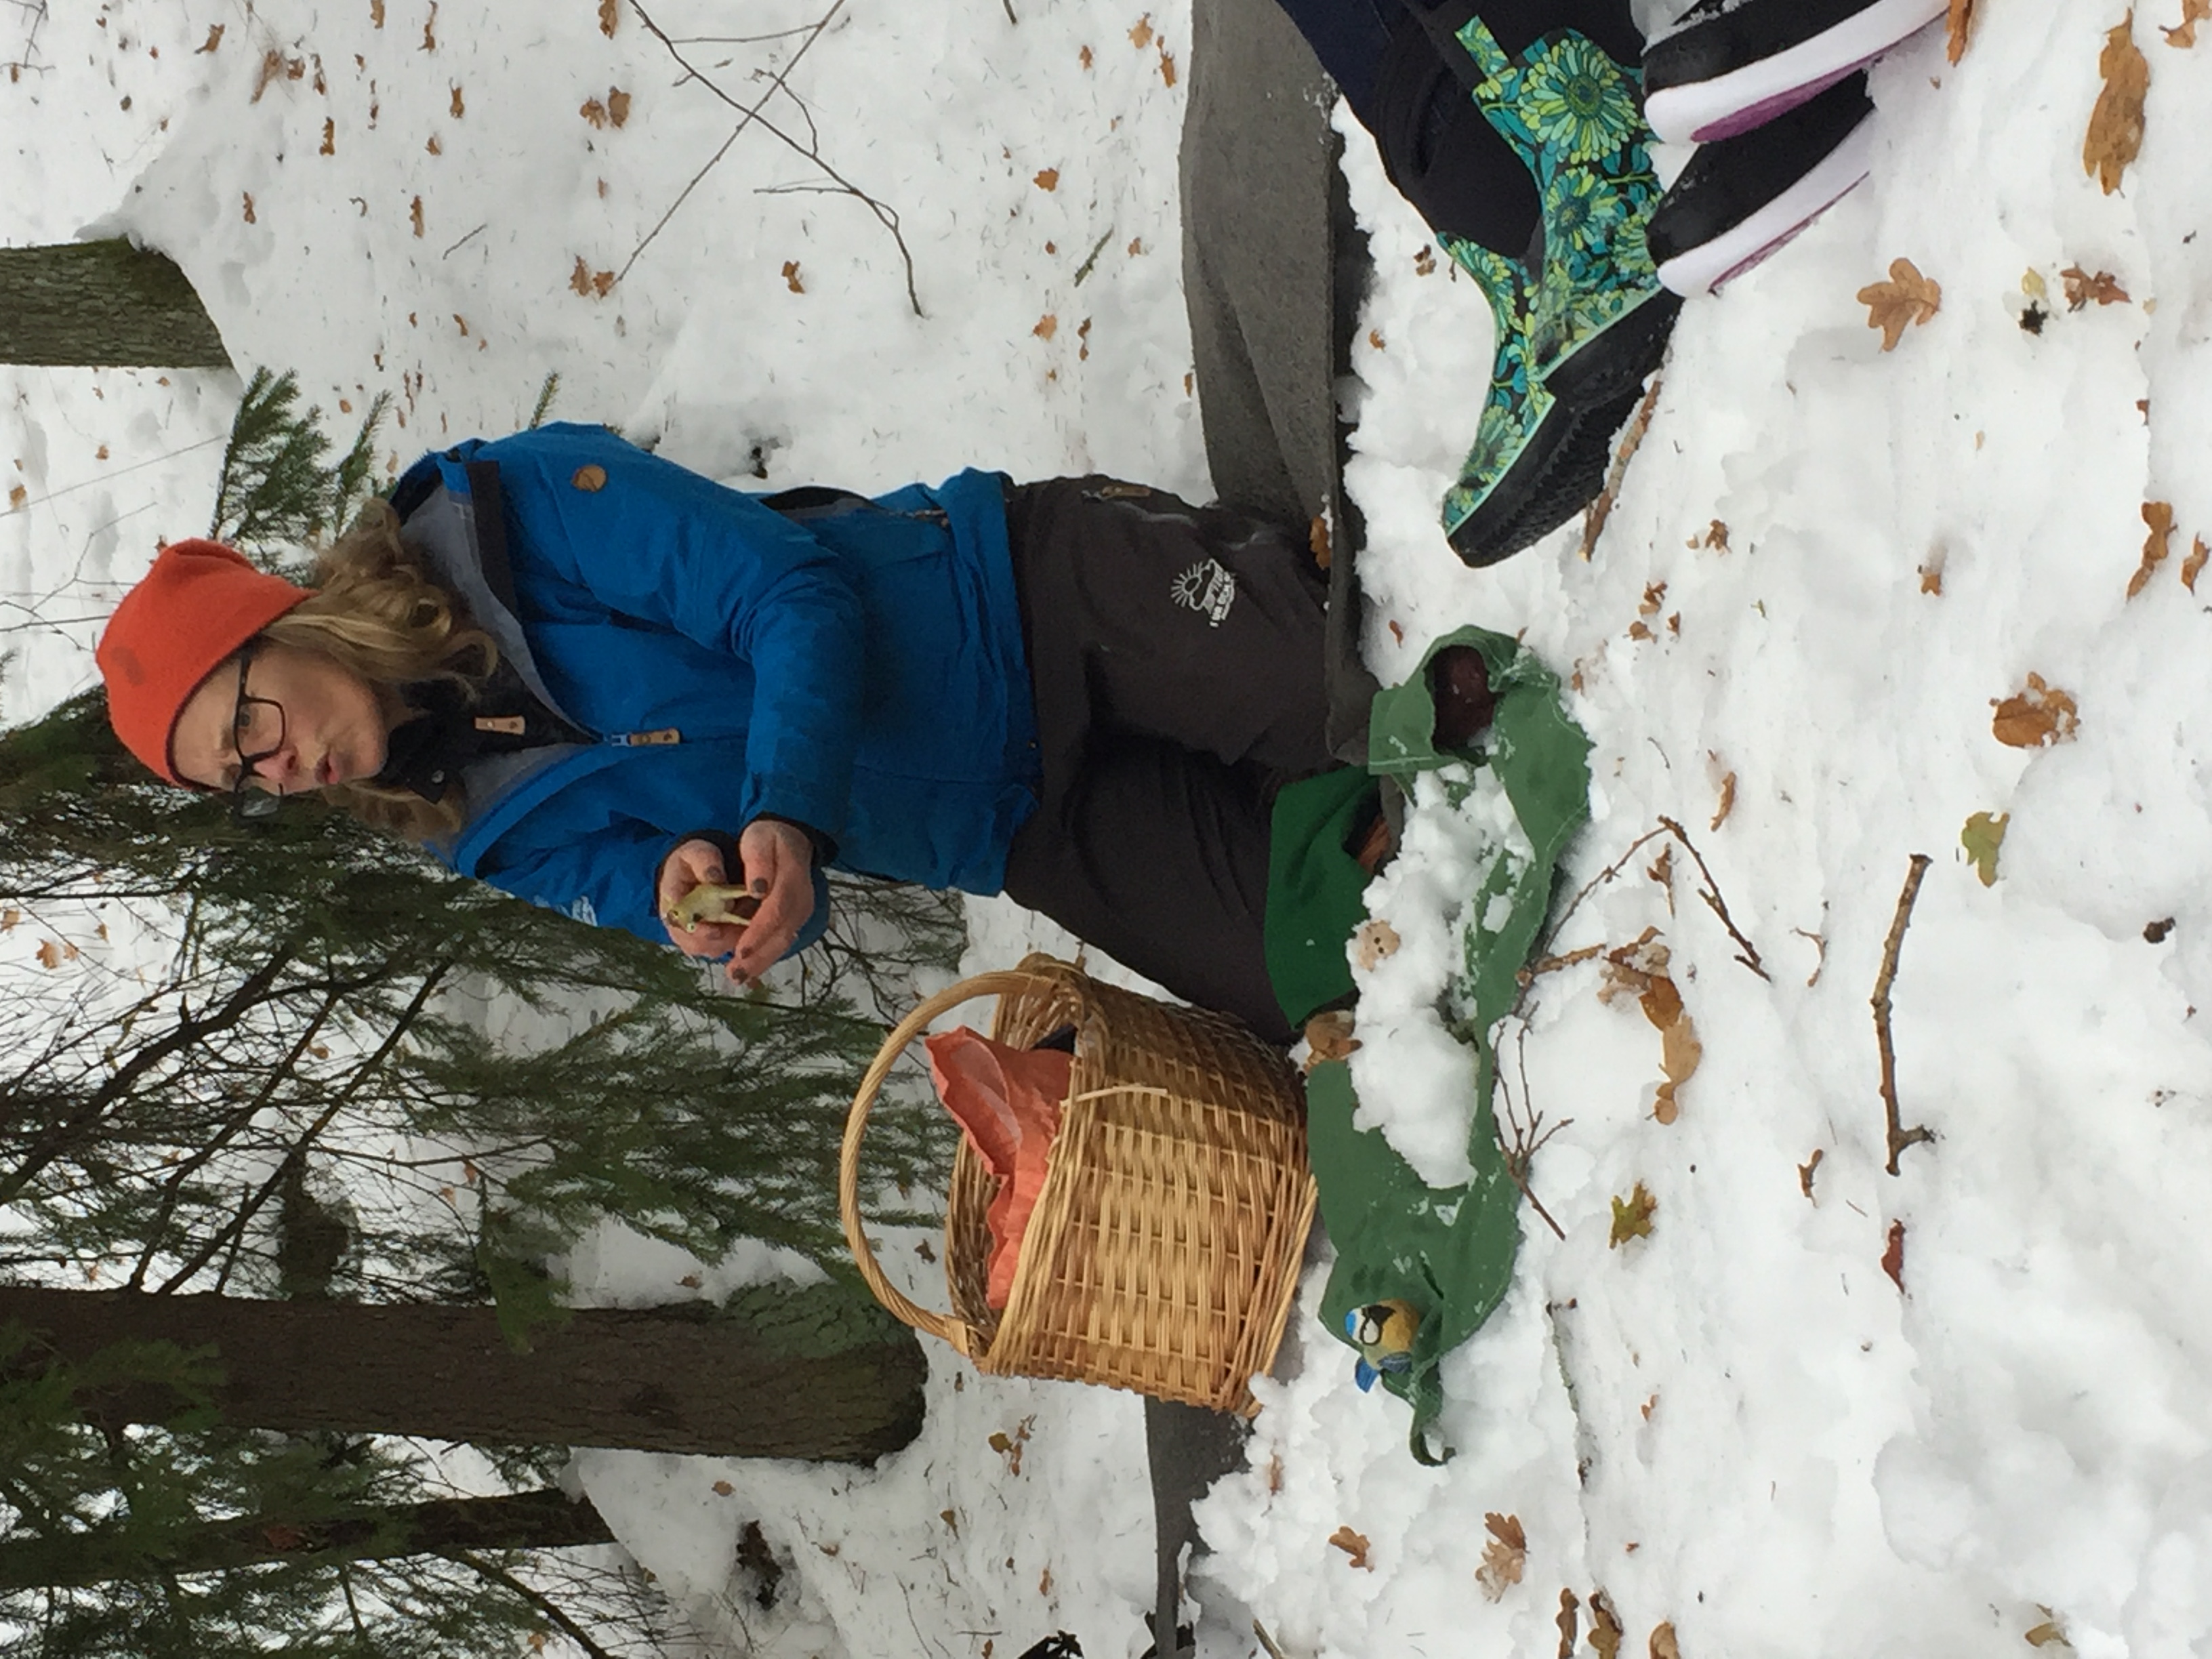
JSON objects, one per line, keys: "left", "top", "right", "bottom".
{"left": 658, "top": 821, "right": 817, "bottom": 985}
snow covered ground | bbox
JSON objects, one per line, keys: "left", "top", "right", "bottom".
{"left": 9, "top": 0, "right": 2212, "bottom": 1656}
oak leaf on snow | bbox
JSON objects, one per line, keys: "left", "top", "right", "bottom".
{"left": 1856, "top": 258, "right": 1941, "bottom": 350}
{"left": 2084, "top": 15, "right": 2150, "bottom": 194}
{"left": 1990, "top": 673, "right": 2079, "bottom": 747}
{"left": 1475, "top": 1512, "right": 1526, "bottom": 1601}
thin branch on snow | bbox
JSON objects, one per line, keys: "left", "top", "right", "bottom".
{"left": 1578, "top": 365, "right": 1666, "bottom": 561}
{"left": 1495, "top": 1023, "right": 1568, "bottom": 1240}
{"left": 1656, "top": 815, "right": 1769, "bottom": 981}
{"left": 1872, "top": 853, "right": 1936, "bottom": 1176}
{"left": 622, "top": 0, "right": 923, "bottom": 315}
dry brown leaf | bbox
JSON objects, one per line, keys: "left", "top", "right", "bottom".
{"left": 1038, "top": 1565, "right": 1053, "bottom": 1597}
{"left": 2024, "top": 1615, "right": 2072, "bottom": 1648}
{"left": 781, "top": 260, "right": 804, "bottom": 294}
{"left": 2060, "top": 264, "right": 2131, "bottom": 308}
{"left": 1648, "top": 1622, "right": 1680, "bottom": 1659}
{"left": 607, "top": 87, "right": 631, "bottom": 125}
{"left": 1699, "top": 520, "right": 1730, "bottom": 551}
{"left": 1130, "top": 14, "right": 1154, "bottom": 48}
{"left": 1368, "top": 328, "right": 1385, "bottom": 350}
{"left": 371, "top": 0, "right": 386, "bottom": 26}
{"left": 1033, "top": 314, "right": 1059, "bottom": 340}
{"left": 1656, "top": 1012, "right": 1702, "bottom": 1125}
{"left": 1160, "top": 46, "right": 1177, "bottom": 86}
{"left": 1857, "top": 258, "right": 1942, "bottom": 350}
{"left": 2166, "top": 0, "right": 2211, "bottom": 45}
{"left": 711, "top": 1479, "right": 733, "bottom": 1496}
{"left": 1, "top": 909, "right": 18, "bottom": 931}
{"left": 1309, "top": 514, "right": 1332, "bottom": 569}
{"left": 1354, "top": 919, "right": 1401, "bottom": 970}
{"left": 422, "top": 1, "right": 438, "bottom": 49}
{"left": 1919, "top": 551, "right": 1945, "bottom": 595}
{"left": 1033, "top": 167, "right": 1059, "bottom": 191}
{"left": 1557, "top": 1590, "right": 1581, "bottom": 1659}
{"left": 1991, "top": 672, "right": 2081, "bottom": 747}
{"left": 320, "top": 118, "right": 336, "bottom": 155}
{"left": 35, "top": 940, "right": 62, "bottom": 970}
{"left": 1946, "top": 0, "right": 1977, "bottom": 60}
{"left": 1128, "top": 237, "right": 1145, "bottom": 255}
{"left": 1303, "top": 1010, "right": 1360, "bottom": 1071}
{"left": 1329, "top": 1525, "right": 1372, "bottom": 1570}
{"left": 2129, "top": 500, "right": 2175, "bottom": 597}
{"left": 571, "top": 465, "right": 608, "bottom": 492}
{"left": 1711, "top": 771, "right": 1736, "bottom": 831}
{"left": 599, "top": 0, "right": 619, "bottom": 37}
{"left": 197, "top": 24, "right": 226, "bottom": 52}
{"left": 2084, "top": 16, "right": 2149, "bottom": 194}
{"left": 451, "top": 84, "right": 466, "bottom": 118}
{"left": 580, "top": 96, "right": 609, "bottom": 128}
{"left": 7, "top": 486, "right": 24, "bottom": 512}
{"left": 592, "top": 268, "right": 615, "bottom": 297}
{"left": 1626, "top": 619, "right": 1654, "bottom": 642}
{"left": 426, "top": 134, "right": 441, "bottom": 155}
{"left": 1881, "top": 1219, "right": 1907, "bottom": 1291}
{"left": 2182, "top": 535, "right": 2208, "bottom": 592}
{"left": 409, "top": 196, "right": 424, "bottom": 237}
{"left": 1799, "top": 1147, "right": 1824, "bottom": 1199}
{"left": 1476, "top": 1512, "right": 1528, "bottom": 1600}
{"left": 1415, "top": 244, "right": 1436, "bottom": 276}
{"left": 1589, "top": 1590, "right": 1624, "bottom": 1659}
{"left": 1639, "top": 581, "right": 1666, "bottom": 617}
{"left": 242, "top": 192, "right": 257, "bottom": 224}
{"left": 570, "top": 257, "right": 594, "bottom": 296}
{"left": 1080, "top": 44, "right": 1095, "bottom": 68}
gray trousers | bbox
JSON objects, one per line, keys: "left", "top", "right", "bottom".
{"left": 1000, "top": 477, "right": 1340, "bottom": 1044}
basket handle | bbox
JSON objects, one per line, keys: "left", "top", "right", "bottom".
{"left": 839, "top": 968, "right": 1048, "bottom": 1355}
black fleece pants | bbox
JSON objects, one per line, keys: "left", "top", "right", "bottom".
{"left": 999, "top": 478, "right": 1338, "bottom": 1045}
{"left": 1273, "top": 0, "right": 1643, "bottom": 258}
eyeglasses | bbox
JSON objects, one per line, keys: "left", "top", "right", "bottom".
{"left": 228, "top": 644, "right": 289, "bottom": 823}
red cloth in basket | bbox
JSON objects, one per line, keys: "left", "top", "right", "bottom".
{"left": 924, "top": 1027, "right": 1069, "bottom": 1309}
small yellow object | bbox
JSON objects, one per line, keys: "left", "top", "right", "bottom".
{"left": 663, "top": 882, "right": 761, "bottom": 933}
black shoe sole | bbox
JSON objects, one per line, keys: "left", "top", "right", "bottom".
{"left": 1446, "top": 381, "right": 1652, "bottom": 568}
{"left": 1540, "top": 289, "right": 1682, "bottom": 408}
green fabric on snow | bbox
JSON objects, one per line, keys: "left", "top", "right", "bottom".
{"left": 1263, "top": 766, "right": 1379, "bottom": 1031}
{"left": 1298, "top": 625, "right": 1591, "bottom": 1462}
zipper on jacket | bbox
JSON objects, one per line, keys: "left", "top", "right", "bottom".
{"left": 608, "top": 727, "right": 682, "bottom": 747}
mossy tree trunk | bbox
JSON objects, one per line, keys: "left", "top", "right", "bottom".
{"left": 0, "top": 1281, "right": 927, "bottom": 1462}
{"left": 0, "top": 239, "right": 230, "bottom": 368}
{"left": 0, "top": 1489, "right": 615, "bottom": 1593}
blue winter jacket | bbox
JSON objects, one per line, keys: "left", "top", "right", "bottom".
{"left": 391, "top": 423, "right": 1041, "bottom": 949}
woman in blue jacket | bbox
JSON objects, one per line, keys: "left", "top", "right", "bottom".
{"left": 97, "top": 424, "right": 1376, "bottom": 1043}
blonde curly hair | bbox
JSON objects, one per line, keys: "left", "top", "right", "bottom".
{"left": 257, "top": 498, "right": 499, "bottom": 839}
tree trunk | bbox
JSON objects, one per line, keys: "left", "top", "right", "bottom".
{"left": 0, "top": 1489, "right": 614, "bottom": 1592}
{"left": 0, "top": 240, "right": 230, "bottom": 368}
{"left": 0, "top": 1281, "right": 926, "bottom": 1462}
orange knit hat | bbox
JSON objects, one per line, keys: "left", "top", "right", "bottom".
{"left": 97, "top": 539, "right": 314, "bottom": 785}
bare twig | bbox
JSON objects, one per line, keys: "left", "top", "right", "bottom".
{"left": 624, "top": 0, "right": 923, "bottom": 315}
{"left": 1872, "top": 853, "right": 1936, "bottom": 1175}
{"left": 1517, "top": 941, "right": 1607, "bottom": 984}
{"left": 1070, "top": 227, "right": 1113, "bottom": 286}
{"left": 1577, "top": 365, "right": 1666, "bottom": 561}
{"left": 1495, "top": 1024, "right": 1569, "bottom": 1240}
{"left": 1657, "top": 815, "right": 1769, "bottom": 981}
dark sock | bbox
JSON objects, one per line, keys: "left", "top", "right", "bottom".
{"left": 1429, "top": 644, "right": 1497, "bottom": 748}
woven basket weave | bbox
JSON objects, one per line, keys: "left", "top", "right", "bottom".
{"left": 840, "top": 955, "right": 1317, "bottom": 1416}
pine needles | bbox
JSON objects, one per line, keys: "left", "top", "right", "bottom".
{"left": 208, "top": 367, "right": 390, "bottom": 557}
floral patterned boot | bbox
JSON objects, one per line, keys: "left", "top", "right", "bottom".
{"left": 1458, "top": 18, "right": 1678, "bottom": 406}
{"left": 1437, "top": 230, "right": 1650, "bottom": 565}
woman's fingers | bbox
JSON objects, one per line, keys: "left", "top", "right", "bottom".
{"left": 659, "top": 838, "right": 731, "bottom": 955}
{"left": 726, "top": 820, "right": 815, "bottom": 984}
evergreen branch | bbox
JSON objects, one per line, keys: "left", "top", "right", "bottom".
{"left": 0, "top": 941, "right": 303, "bottom": 1209}
{"left": 157, "top": 963, "right": 453, "bottom": 1292}
{"left": 121, "top": 988, "right": 348, "bottom": 1292}
{"left": 446, "top": 1551, "right": 620, "bottom": 1659}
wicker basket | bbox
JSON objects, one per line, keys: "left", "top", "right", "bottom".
{"left": 840, "top": 955, "right": 1317, "bottom": 1416}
